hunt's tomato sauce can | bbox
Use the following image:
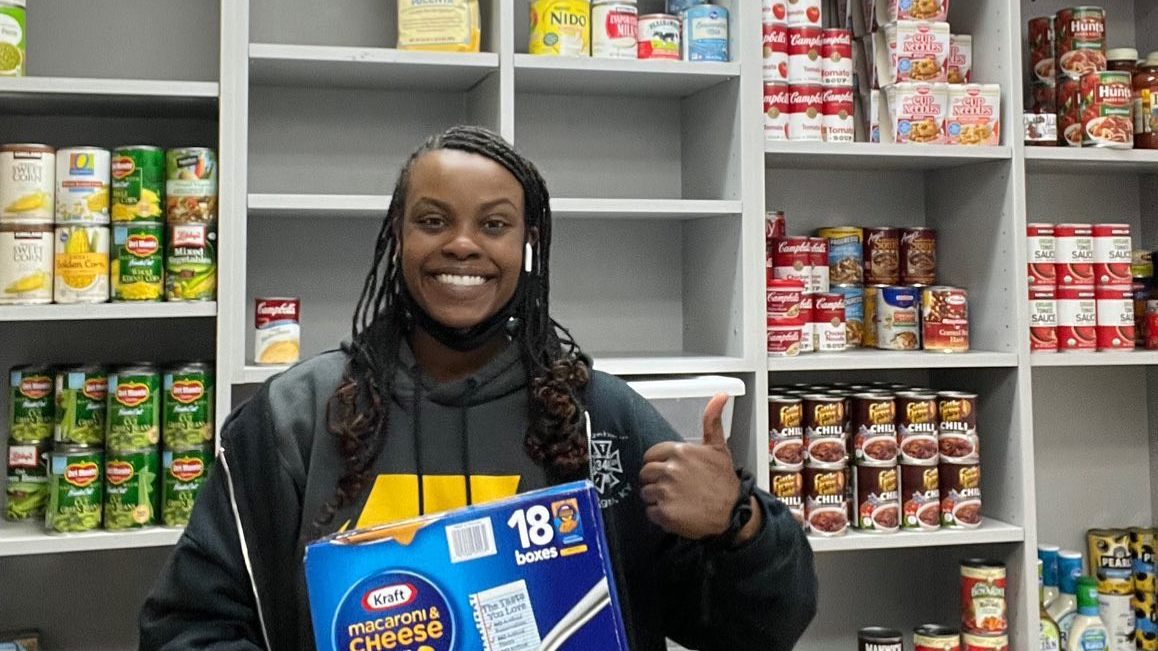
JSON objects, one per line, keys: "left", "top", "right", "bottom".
{"left": 1081, "top": 70, "right": 1134, "bottom": 149}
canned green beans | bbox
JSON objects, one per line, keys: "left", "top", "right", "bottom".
{"left": 162, "top": 362, "right": 214, "bottom": 448}
{"left": 161, "top": 446, "right": 211, "bottom": 527}
{"left": 54, "top": 366, "right": 107, "bottom": 446}
{"left": 110, "top": 146, "right": 164, "bottom": 222}
{"left": 9, "top": 365, "right": 53, "bottom": 443}
{"left": 165, "top": 147, "right": 217, "bottom": 224}
{"left": 106, "top": 365, "right": 161, "bottom": 450}
{"left": 111, "top": 221, "right": 164, "bottom": 301}
{"left": 103, "top": 447, "right": 159, "bottom": 529}
{"left": 5, "top": 440, "right": 48, "bottom": 521}
{"left": 46, "top": 445, "right": 103, "bottom": 533}
{"left": 0, "top": 0, "right": 26, "bottom": 77}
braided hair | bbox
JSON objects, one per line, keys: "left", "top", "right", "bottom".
{"left": 316, "top": 126, "right": 589, "bottom": 530}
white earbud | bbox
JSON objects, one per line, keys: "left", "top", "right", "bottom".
{"left": 525, "top": 242, "right": 533, "bottom": 273}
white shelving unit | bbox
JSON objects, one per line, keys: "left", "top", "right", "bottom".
{"left": 0, "top": 521, "right": 183, "bottom": 558}
{"left": 0, "top": 302, "right": 217, "bottom": 322}
{"left": 806, "top": 518, "right": 1024, "bottom": 553}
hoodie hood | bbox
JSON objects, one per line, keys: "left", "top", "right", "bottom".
{"left": 394, "top": 337, "right": 527, "bottom": 407}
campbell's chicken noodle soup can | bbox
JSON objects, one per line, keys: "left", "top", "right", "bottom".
{"left": 1082, "top": 70, "right": 1135, "bottom": 149}
{"left": 1027, "top": 223, "right": 1057, "bottom": 285}
{"left": 854, "top": 465, "right": 900, "bottom": 533}
{"left": 900, "top": 462, "right": 941, "bottom": 530}
{"left": 1093, "top": 223, "right": 1132, "bottom": 285}
{"left": 637, "top": 14, "right": 680, "bottom": 60}
{"left": 787, "top": 26, "right": 822, "bottom": 85}
{"left": 786, "top": 0, "right": 821, "bottom": 28}
{"left": 765, "top": 210, "right": 786, "bottom": 243}
{"left": 819, "top": 226, "right": 863, "bottom": 285}
{"left": 813, "top": 293, "right": 846, "bottom": 352}
{"left": 832, "top": 284, "right": 863, "bottom": 347}
{"left": 255, "top": 298, "right": 302, "bottom": 366}
{"left": 1096, "top": 285, "right": 1135, "bottom": 351}
{"left": 937, "top": 391, "right": 977, "bottom": 435}
{"left": 1055, "top": 6, "right": 1107, "bottom": 81}
{"left": 1058, "top": 75, "right": 1083, "bottom": 146}
{"left": 803, "top": 394, "right": 847, "bottom": 465}
{"left": 808, "top": 237, "right": 828, "bottom": 293}
{"left": 769, "top": 468, "right": 803, "bottom": 526}
{"left": 821, "top": 29, "right": 852, "bottom": 88}
{"left": 852, "top": 393, "right": 897, "bottom": 465}
{"left": 901, "top": 227, "right": 936, "bottom": 285}
{"left": 922, "top": 286, "right": 969, "bottom": 353}
{"left": 913, "top": 624, "right": 961, "bottom": 651}
{"left": 1028, "top": 17, "right": 1055, "bottom": 84}
{"left": 798, "top": 292, "right": 815, "bottom": 353}
{"left": 822, "top": 86, "right": 855, "bottom": 143}
{"left": 767, "top": 278, "right": 806, "bottom": 322}
{"left": 768, "top": 323, "right": 802, "bottom": 356}
{"left": 863, "top": 227, "right": 900, "bottom": 285}
{"left": 1055, "top": 223, "right": 1095, "bottom": 285}
{"left": 772, "top": 236, "right": 811, "bottom": 287}
{"left": 788, "top": 84, "right": 824, "bottom": 141}
{"left": 764, "top": 82, "right": 790, "bottom": 140}
{"left": 1029, "top": 286, "right": 1059, "bottom": 352}
{"left": 1057, "top": 285, "right": 1097, "bottom": 351}
{"left": 961, "top": 560, "right": 1006, "bottom": 634}
{"left": 804, "top": 463, "right": 848, "bottom": 537}
{"left": 763, "top": 22, "right": 788, "bottom": 82}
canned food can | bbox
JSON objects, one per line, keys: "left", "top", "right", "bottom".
{"left": 771, "top": 236, "right": 811, "bottom": 288}
{"left": 46, "top": 445, "right": 103, "bottom": 533}
{"left": 9, "top": 365, "right": 53, "bottom": 444}
{"left": 939, "top": 426, "right": 979, "bottom": 464}
{"left": 808, "top": 237, "right": 828, "bottom": 293}
{"left": 900, "top": 462, "right": 940, "bottom": 530}
{"left": 5, "top": 440, "right": 48, "bottom": 521}
{"left": 1090, "top": 528, "right": 1135, "bottom": 595}
{"left": 55, "top": 147, "right": 110, "bottom": 224}
{"left": 1093, "top": 223, "right": 1132, "bottom": 286}
{"left": 1096, "top": 285, "right": 1135, "bottom": 351}
{"left": 0, "top": 0, "right": 26, "bottom": 77}
{"left": 665, "top": 0, "right": 705, "bottom": 13}
{"left": 0, "top": 144, "right": 53, "bottom": 222}
{"left": 813, "top": 292, "right": 846, "bottom": 352}
{"left": 161, "top": 446, "right": 212, "bottom": 527}
{"left": 53, "top": 224, "right": 109, "bottom": 304}
{"left": 852, "top": 393, "right": 897, "bottom": 465}
{"left": 821, "top": 29, "right": 853, "bottom": 88}
{"left": 1055, "top": 6, "right": 1106, "bottom": 80}
{"left": 863, "top": 284, "right": 883, "bottom": 348}
{"left": 111, "top": 221, "right": 164, "bottom": 302}
{"left": 788, "top": 84, "right": 824, "bottom": 141}
{"left": 854, "top": 465, "right": 899, "bottom": 533}
{"left": 1056, "top": 223, "right": 1094, "bottom": 285}
{"left": 937, "top": 391, "right": 977, "bottom": 434}
{"left": 769, "top": 398, "right": 804, "bottom": 467}
{"left": 798, "top": 293, "right": 815, "bottom": 353}
{"left": 0, "top": 221, "right": 52, "bottom": 304}
{"left": 818, "top": 226, "right": 863, "bottom": 285}
{"left": 766, "top": 278, "right": 805, "bottom": 323}
{"left": 1081, "top": 71, "right": 1134, "bottom": 149}
{"left": 961, "top": 559, "right": 1007, "bottom": 635}
{"left": 1131, "top": 527, "right": 1156, "bottom": 593}
{"left": 922, "top": 286, "right": 969, "bottom": 353}
{"left": 54, "top": 366, "right": 107, "bottom": 447}
{"left": 591, "top": 0, "right": 636, "bottom": 59}
{"left": 1149, "top": 300, "right": 1158, "bottom": 350}
{"left": 765, "top": 210, "right": 786, "bottom": 243}
{"left": 166, "top": 221, "right": 217, "bottom": 301}
{"left": 1058, "top": 75, "right": 1083, "bottom": 146}
{"left": 110, "top": 146, "right": 164, "bottom": 222}
{"left": 764, "top": 82, "right": 790, "bottom": 140}
{"left": 788, "top": 26, "right": 822, "bottom": 85}
{"left": 163, "top": 362, "right": 215, "bottom": 448}
{"left": 106, "top": 365, "right": 161, "bottom": 450}
{"left": 165, "top": 147, "right": 218, "bottom": 224}
{"left": 913, "top": 625, "right": 960, "bottom": 651}
{"left": 1030, "top": 287, "right": 1059, "bottom": 352}
{"left": 1027, "top": 223, "right": 1057, "bottom": 285}
{"left": 763, "top": 21, "right": 788, "bottom": 82}
{"left": 681, "top": 4, "right": 728, "bottom": 62}
{"left": 762, "top": 0, "right": 786, "bottom": 24}
{"left": 256, "top": 297, "right": 302, "bottom": 365}
{"left": 103, "top": 447, "right": 160, "bottom": 530}
{"left": 901, "top": 227, "right": 937, "bottom": 285}
{"left": 941, "top": 462, "right": 982, "bottom": 528}
{"left": 637, "top": 14, "right": 680, "bottom": 60}
{"left": 822, "top": 86, "right": 855, "bottom": 143}
{"left": 804, "top": 462, "right": 848, "bottom": 536}
{"left": 864, "top": 227, "right": 901, "bottom": 285}
{"left": 787, "top": 0, "right": 821, "bottom": 27}
{"left": 832, "top": 284, "right": 863, "bottom": 347}
{"left": 857, "top": 628, "right": 902, "bottom": 651}
{"left": 1057, "top": 285, "right": 1097, "bottom": 351}
{"left": 803, "top": 394, "right": 846, "bottom": 465}
{"left": 947, "top": 33, "right": 972, "bottom": 84}
{"left": 960, "top": 633, "right": 1007, "bottom": 651}
{"left": 1028, "top": 17, "right": 1055, "bottom": 84}
{"left": 768, "top": 467, "right": 803, "bottom": 526}
{"left": 876, "top": 285, "right": 921, "bottom": 350}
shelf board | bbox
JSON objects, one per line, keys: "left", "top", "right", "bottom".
{"left": 764, "top": 141, "right": 1012, "bottom": 171}
{"left": 0, "top": 302, "right": 216, "bottom": 322}
{"left": 1031, "top": 350, "right": 1158, "bottom": 367}
{"left": 808, "top": 517, "right": 1023, "bottom": 553}
{"left": 1025, "top": 147, "right": 1158, "bottom": 174}
{"left": 767, "top": 349, "right": 1018, "bottom": 372}
{"left": 513, "top": 54, "right": 739, "bottom": 98}
{"left": 0, "top": 76, "right": 218, "bottom": 117}
{"left": 249, "top": 193, "right": 389, "bottom": 219}
{"left": 249, "top": 43, "right": 499, "bottom": 91}
{"left": 0, "top": 521, "right": 182, "bottom": 557}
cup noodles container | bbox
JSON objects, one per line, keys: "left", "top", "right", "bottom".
{"left": 818, "top": 226, "right": 864, "bottom": 285}
{"left": 863, "top": 226, "right": 900, "bottom": 285}
{"left": 1027, "top": 223, "right": 1057, "bottom": 286}
{"left": 900, "top": 462, "right": 941, "bottom": 530}
{"left": 1055, "top": 6, "right": 1107, "bottom": 81}
{"left": 788, "top": 84, "right": 824, "bottom": 141}
{"left": 786, "top": 0, "right": 821, "bottom": 28}
{"left": 821, "top": 29, "right": 853, "bottom": 87}
{"left": 304, "top": 482, "right": 631, "bottom": 651}
{"left": 1055, "top": 222, "right": 1095, "bottom": 285}
{"left": 1057, "top": 75, "right": 1083, "bottom": 146}
{"left": 946, "top": 34, "right": 972, "bottom": 84}
{"left": 255, "top": 297, "right": 302, "bottom": 365}
{"left": 1093, "top": 223, "right": 1132, "bottom": 285}
{"left": 769, "top": 468, "right": 804, "bottom": 525}
{"left": 1057, "top": 285, "right": 1097, "bottom": 351}
{"left": 1096, "top": 285, "right": 1135, "bottom": 351}
{"left": 798, "top": 292, "right": 816, "bottom": 353}
{"left": 922, "top": 286, "right": 969, "bottom": 353}
{"left": 813, "top": 292, "right": 847, "bottom": 352}
{"left": 832, "top": 283, "right": 864, "bottom": 347}
{"left": 852, "top": 392, "right": 897, "bottom": 465}
{"left": 1029, "top": 286, "right": 1059, "bottom": 352}
{"left": 1028, "top": 16, "right": 1055, "bottom": 84}
{"left": 807, "top": 237, "right": 829, "bottom": 292}
{"left": 771, "top": 236, "right": 812, "bottom": 288}
{"left": 763, "top": 22, "right": 789, "bottom": 82}
{"left": 637, "top": 14, "right": 681, "bottom": 60}
{"left": 822, "top": 87, "right": 856, "bottom": 143}
{"left": 788, "top": 26, "right": 822, "bottom": 85}
{"left": 764, "top": 82, "right": 790, "bottom": 140}
{"left": 879, "top": 21, "right": 950, "bottom": 85}
{"left": 763, "top": 0, "right": 788, "bottom": 24}
{"left": 885, "top": 82, "right": 948, "bottom": 144}
{"left": 940, "top": 461, "right": 981, "bottom": 528}
{"left": 1081, "top": 70, "right": 1135, "bottom": 149}
{"left": 901, "top": 227, "right": 937, "bottom": 285}
{"left": 768, "top": 323, "right": 802, "bottom": 356}
{"left": 945, "top": 84, "right": 1001, "bottom": 146}
{"left": 875, "top": 0, "right": 948, "bottom": 24}
{"left": 853, "top": 464, "right": 900, "bottom": 533}
{"left": 767, "top": 278, "right": 806, "bottom": 323}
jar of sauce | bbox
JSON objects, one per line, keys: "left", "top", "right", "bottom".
{"left": 1107, "top": 47, "right": 1139, "bottom": 73}
{"left": 1134, "top": 52, "right": 1158, "bottom": 149}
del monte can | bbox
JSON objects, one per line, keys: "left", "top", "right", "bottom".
{"left": 110, "top": 146, "right": 164, "bottom": 222}
{"left": 103, "top": 447, "right": 159, "bottom": 529}
{"left": 107, "top": 364, "right": 161, "bottom": 450}
{"left": 46, "top": 445, "right": 103, "bottom": 533}
{"left": 9, "top": 364, "right": 52, "bottom": 443}
{"left": 161, "top": 446, "right": 210, "bottom": 527}
{"left": 112, "top": 221, "right": 164, "bottom": 301}
{"left": 54, "top": 366, "right": 106, "bottom": 446}
{"left": 162, "top": 362, "right": 214, "bottom": 448}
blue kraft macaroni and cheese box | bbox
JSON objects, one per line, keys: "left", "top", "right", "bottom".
{"left": 305, "top": 481, "right": 631, "bottom": 651}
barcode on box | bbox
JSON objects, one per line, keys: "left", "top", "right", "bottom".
{"left": 446, "top": 517, "right": 497, "bottom": 563}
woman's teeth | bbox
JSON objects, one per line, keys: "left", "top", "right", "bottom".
{"left": 435, "top": 274, "right": 487, "bottom": 287}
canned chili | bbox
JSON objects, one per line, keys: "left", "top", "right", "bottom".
{"left": 1096, "top": 285, "right": 1135, "bottom": 351}
{"left": 942, "top": 462, "right": 982, "bottom": 528}
{"left": 768, "top": 395, "right": 804, "bottom": 470}
{"left": 852, "top": 393, "right": 897, "bottom": 465}
{"left": 803, "top": 394, "right": 846, "bottom": 465}
{"left": 1027, "top": 223, "right": 1057, "bottom": 285}
{"left": 1093, "top": 223, "right": 1132, "bottom": 285}
{"left": 864, "top": 227, "right": 901, "bottom": 285}
{"left": 1030, "top": 286, "right": 1059, "bottom": 352}
{"left": 769, "top": 467, "right": 803, "bottom": 526}
{"left": 900, "top": 462, "right": 941, "bottom": 530}
{"left": 854, "top": 464, "right": 900, "bottom": 533}
{"left": 1055, "top": 222, "right": 1094, "bottom": 285}
{"left": 804, "top": 462, "right": 848, "bottom": 536}
{"left": 898, "top": 391, "right": 939, "bottom": 465}
{"left": 1057, "top": 285, "right": 1097, "bottom": 350}
{"left": 937, "top": 391, "right": 977, "bottom": 433}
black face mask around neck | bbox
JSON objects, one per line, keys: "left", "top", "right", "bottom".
{"left": 401, "top": 284, "right": 522, "bottom": 353}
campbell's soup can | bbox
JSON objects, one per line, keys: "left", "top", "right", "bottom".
{"left": 765, "top": 210, "right": 786, "bottom": 243}
{"left": 764, "top": 82, "right": 790, "bottom": 141}
{"left": 822, "top": 86, "right": 855, "bottom": 143}
{"left": 1093, "top": 223, "right": 1132, "bottom": 285}
{"left": 1058, "top": 75, "right": 1083, "bottom": 146}
{"left": 768, "top": 322, "right": 802, "bottom": 356}
{"left": 786, "top": 0, "right": 821, "bottom": 27}
{"left": 1096, "top": 285, "right": 1135, "bottom": 351}
{"left": 763, "top": 0, "right": 787, "bottom": 24}
{"left": 767, "top": 278, "right": 806, "bottom": 323}
{"left": 1055, "top": 222, "right": 1094, "bottom": 285}
{"left": 772, "top": 236, "right": 812, "bottom": 287}
{"left": 832, "top": 283, "right": 863, "bottom": 348}
{"left": 1081, "top": 70, "right": 1134, "bottom": 149}
{"left": 799, "top": 292, "right": 815, "bottom": 353}
{"left": 820, "top": 29, "right": 852, "bottom": 88}
{"left": 592, "top": 1, "right": 638, "bottom": 59}
{"left": 808, "top": 237, "right": 829, "bottom": 293}
{"left": 813, "top": 293, "right": 846, "bottom": 352}
{"left": 787, "top": 26, "right": 822, "bottom": 85}
{"left": 788, "top": 85, "right": 823, "bottom": 141}
{"left": 255, "top": 297, "right": 302, "bottom": 365}
{"left": 637, "top": 14, "right": 680, "bottom": 60}
{"left": 763, "top": 21, "right": 788, "bottom": 82}
{"left": 1029, "top": 287, "right": 1059, "bottom": 352}
{"left": 1057, "top": 285, "right": 1097, "bottom": 351}
{"left": 1027, "top": 223, "right": 1057, "bottom": 285}
{"left": 1055, "top": 6, "right": 1106, "bottom": 81}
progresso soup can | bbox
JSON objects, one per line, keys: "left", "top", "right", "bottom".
{"left": 818, "top": 226, "right": 863, "bottom": 285}
{"left": 681, "top": 4, "right": 728, "bottom": 62}
{"left": 46, "top": 445, "right": 103, "bottom": 533}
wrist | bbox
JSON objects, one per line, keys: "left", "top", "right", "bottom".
{"left": 731, "top": 496, "right": 763, "bottom": 546}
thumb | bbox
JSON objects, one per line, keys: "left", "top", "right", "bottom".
{"left": 701, "top": 393, "right": 729, "bottom": 449}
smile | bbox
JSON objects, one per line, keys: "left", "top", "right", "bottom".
{"left": 434, "top": 274, "right": 489, "bottom": 287}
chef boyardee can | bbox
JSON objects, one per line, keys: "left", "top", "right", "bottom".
{"left": 106, "top": 365, "right": 161, "bottom": 450}
{"left": 103, "top": 447, "right": 159, "bottom": 530}
{"left": 110, "top": 146, "right": 164, "bottom": 222}
{"left": 8, "top": 365, "right": 53, "bottom": 443}
{"left": 111, "top": 221, "right": 164, "bottom": 301}
{"left": 162, "top": 362, "right": 214, "bottom": 448}
{"left": 5, "top": 439, "right": 48, "bottom": 521}
{"left": 46, "top": 445, "right": 103, "bottom": 533}
{"left": 161, "top": 446, "right": 211, "bottom": 527}
{"left": 54, "top": 366, "right": 107, "bottom": 446}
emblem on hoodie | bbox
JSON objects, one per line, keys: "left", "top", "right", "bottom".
{"left": 589, "top": 431, "right": 631, "bottom": 508}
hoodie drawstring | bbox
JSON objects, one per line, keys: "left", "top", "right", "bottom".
{"left": 462, "top": 379, "right": 478, "bottom": 507}
{"left": 412, "top": 382, "right": 425, "bottom": 514}
{"left": 411, "top": 377, "right": 478, "bottom": 515}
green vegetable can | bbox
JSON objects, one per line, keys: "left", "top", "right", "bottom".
{"left": 106, "top": 365, "right": 161, "bottom": 450}
{"left": 0, "top": 0, "right": 26, "bottom": 77}
{"left": 46, "top": 445, "right": 103, "bottom": 533}
{"left": 111, "top": 221, "right": 164, "bottom": 302}
{"left": 5, "top": 439, "right": 47, "bottom": 521}
{"left": 103, "top": 447, "right": 159, "bottom": 529}
{"left": 165, "top": 222, "right": 216, "bottom": 301}
{"left": 110, "top": 146, "right": 164, "bottom": 222}
{"left": 9, "top": 365, "right": 53, "bottom": 444}
{"left": 54, "top": 366, "right": 107, "bottom": 447}
{"left": 162, "top": 362, "right": 214, "bottom": 448}
{"left": 161, "top": 446, "right": 211, "bottom": 527}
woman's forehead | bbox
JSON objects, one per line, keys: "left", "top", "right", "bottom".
{"left": 408, "top": 149, "right": 523, "bottom": 200}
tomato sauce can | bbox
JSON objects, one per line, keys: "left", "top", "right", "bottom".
{"left": 798, "top": 292, "right": 815, "bottom": 353}
{"left": 913, "top": 625, "right": 961, "bottom": 651}
{"left": 813, "top": 292, "right": 846, "bottom": 352}
{"left": 819, "top": 226, "right": 864, "bottom": 285}
{"left": 1093, "top": 223, "right": 1132, "bottom": 285}
{"left": 821, "top": 28, "right": 852, "bottom": 88}
{"left": 772, "top": 236, "right": 812, "bottom": 287}
{"left": 1028, "top": 17, "right": 1055, "bottom": 84}
{"left": 1055, "top": 6, "right": 1107, "bottom": 81}
{"left": 1057, "top": 284, "right": 1097, "bottom": 350}
{"left": 900, "top": 462, "right": 940, "bottom": 530}
{"left": 854, "top": 465, "right": 900, "bottom": 533}
{"left": 804, "top": 462, "right": 848, "bottom": 537}
{"left": 832, "top": 283, "right": 863, "bottom": 347}
{"left": 808, "top": 237, "right": 828, "bottom": 293}
{"left": 769, "top": 467, "right": 803, "bottom": 525}
{"left": 822, "top": 86, "right": 855, "bottom": 143}
{"left": 255, "top": 297, "right": 302, "bottom": 365}
{"left": 1082, "top": 70, "right": 1135, "bottom": 149}
{"left": 1058, "top": 74, "right": 1084, "bottom": 146}
{"left": 901, "top": 227, "right": 937, "bottom": 285}
{"left": 767, "top": 277, "right": 805, "bottom": 322}
{"left": 764, "top": 81, "right": 790, "bottom": 140}
{"left": 864, "top": 227, "right": 901, "bottom": 285}
{"left": 788, "top": 26, "right": 822, "bottom": 85}
{"left": 763, "top": 21, "right": 788, "bottom": 82}
{"left": 922, "top": 286, "right": 969, "bottom": 353}
{"left": 1029, "top": 286, "right": 1059, "bottom": 352}
{"left": 942, "top": 461, "right": 982, "bottom": 529}
{"left": 1055, "top": 222, "right": 1094, "bottom": 285}
{"left": 1027, "top": 223, "right": 1057, "bottom": 285}
{"left": 788, "top": 84, "right": 824, "bottom": 141}
{"left": 1096, "top": 285, "right": 1135, "bottom": 351}
{"left": 960, "top": 559, "right": 1006, "bottom": 633}
{"left": 637, "top": 14, "right": 680, "bottom": 60}
{"left": 852, "top": 393, "right": 897, "bottom": 465}
{"left": 803, "top": 394, "right": 847, "bottom": 465}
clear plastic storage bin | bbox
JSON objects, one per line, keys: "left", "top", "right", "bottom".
{"left": 626, "top": 375, "right": 746, "bottom": 442}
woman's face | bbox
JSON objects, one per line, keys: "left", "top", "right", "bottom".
{"left": 400, "top": 149, "right": 527, "bottom": 330}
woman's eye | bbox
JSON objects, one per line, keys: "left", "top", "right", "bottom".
{"left": 483, "top": 218, "right": 510, "bottom": 231}
{"left": 417, "top": 214, "right": 446, "bottom": 228}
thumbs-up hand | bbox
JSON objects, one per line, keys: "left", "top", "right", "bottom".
{"left": 639, "top": 393, "right": 742, "bottom": 540}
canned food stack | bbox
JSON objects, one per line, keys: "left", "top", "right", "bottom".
{"left": 1085, "top": 528, "right": 1138, "bottom": 650}
{"left": 1129, "top": 529, "right": 1158, "bottom": 651}
{"left": 164, "top": 147, "right": 218, "bottom": 302}
{"left": 110, "top": 146, "right": 165, "bottom": 301}
{"left": 0, "top": 144, "right": 55, "bottom": 306}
